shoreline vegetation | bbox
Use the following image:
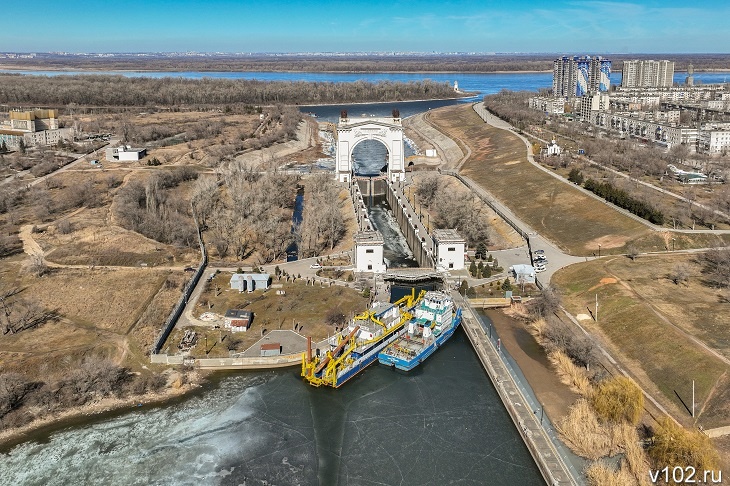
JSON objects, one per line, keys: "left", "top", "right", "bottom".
{"left": 0, "top": 374, "right": 205, "bottom": 453}
{"left": 1, "top": 52, "right": 729, "bottom": 73}
{"left": 0, "top": 74, "right": 472, "bottom": 107}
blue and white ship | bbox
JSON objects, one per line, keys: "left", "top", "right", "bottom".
{"left": 302, "top": 290, "right": 423, "bottom": 388}
{"left": 377, "top": 291, "right": 462, "bottom": 371}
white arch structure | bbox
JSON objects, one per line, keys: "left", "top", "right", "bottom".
{"left": 335, "top": 115, "right": 405, "bottom": 183}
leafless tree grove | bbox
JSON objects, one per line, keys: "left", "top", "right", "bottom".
{"left": 296, "top": 174, "right": 346, "bottom": 257}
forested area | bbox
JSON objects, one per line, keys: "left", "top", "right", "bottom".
{"left": 0, "top": 74, "right": 461, "bottom": 106}
{"left": 187, "top": 169, "right": 349, "bottom": 263}
{"left": 583, "top": 178, "right": 665, "bottom": 224}
{"left": 3, "top": 53, "right": 729, "bottom": 72}
{"left": 114, "top": 167, "right": 200, "bottom": 247}
{"left": 296, "top": 175, "right": 347, "bottom": 257}
{"left": 415, "top": 173, "right": 491, "bottom": 247}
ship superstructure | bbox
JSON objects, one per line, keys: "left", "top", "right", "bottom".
{"left": 301, "top": 289, "right": 424, "bottom": 388}
{"left": 377, "top": 291, "right": 461, "bottom": 371}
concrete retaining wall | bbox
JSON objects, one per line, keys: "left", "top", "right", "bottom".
{"left": 151, "top": 213, "right": 208, "bottom": 355}
{"left": 385, "top": 182, "right": 432, "bottom": 268}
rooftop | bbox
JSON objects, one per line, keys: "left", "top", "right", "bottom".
{"left": 432, "top": 229, "right": 465, "bottom": 243}
{"left": 224, "top": 309, "right": 252, "bottom": 319}
{"left": 354, "top": 230, "right": 384, "bottom": 245}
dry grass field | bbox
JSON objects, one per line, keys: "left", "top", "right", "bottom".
{"left": 552, "top": 255, "right": 730, "bottom": 429}
{"left": 0, "top": 253, "right": 187, "bottom": 377}
{"left": 427, "top": 105, "right": 730, "bottom": 255}
{"left": 177, "top": 275, "right": 368, "bottom": 356}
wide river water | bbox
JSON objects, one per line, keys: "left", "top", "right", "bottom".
{"left": 0, "top": 330, "right": 544, "bottom": 485}
{"left": 3, "top": 67, "right": 725, "bottom": 485}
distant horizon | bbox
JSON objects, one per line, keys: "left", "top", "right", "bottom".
{"left": 1, "top": 51, "right": 729, "bottom": 56}
{"left": 4, "top": 1, "right": 730, "bottom": 54}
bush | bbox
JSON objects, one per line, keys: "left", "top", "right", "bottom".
{"left": 591, "top": 376, "right": 644, "bottom": 425}
{"left": 648, "top": 416, "right": 719, "bottom": 471}
{"left": 583, "top": 178, "right": 665, "bottom": 225}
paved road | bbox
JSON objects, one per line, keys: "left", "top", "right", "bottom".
{"left": 473, "top": 103, "right": 730, "bottom": 236}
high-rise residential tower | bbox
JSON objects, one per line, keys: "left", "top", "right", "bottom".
{"left": 621, "top": 60, "right": 675, "bottom": 88}
{"left": 553, "top": 56, "right": 611, "bottom": 98}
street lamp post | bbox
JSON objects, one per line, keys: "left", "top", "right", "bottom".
{"left": 672, "top": 238, "right": 676, "bottom": 251}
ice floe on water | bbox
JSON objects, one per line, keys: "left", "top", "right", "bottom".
{"left": 0, "top": 373, "right": 318, "bottom": 486}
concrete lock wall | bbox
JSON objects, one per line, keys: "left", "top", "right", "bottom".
{"left": 384, "top": 182, "right": 431, "bottom": 268}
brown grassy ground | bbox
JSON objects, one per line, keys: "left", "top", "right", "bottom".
{"left": 183, "top": 275, "right": 368, "bottom": 355}
{"left": 552, "top": 255, "right": 730, "bottom": 429}
{"left": 427, "top": 105, "right": 730, "bottom": 255}
{"left": 0, "top": 258, "right": 180, "bottom": 377}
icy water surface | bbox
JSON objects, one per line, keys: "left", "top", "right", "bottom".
{"left": 0, "top": 331, "right": 542, "bottom": 485}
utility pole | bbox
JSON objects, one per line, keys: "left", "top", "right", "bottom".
{"left": 692, "top": 380, "right": 695, "bottom": 418}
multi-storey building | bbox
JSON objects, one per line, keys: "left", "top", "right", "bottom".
{"left": 697, "top": 124, "right": 730, "bottom": 154}
{"left": 553, "top": 56, "right": 611, "bottom": 98}
{"left": 621, "top": 60, "right": 675, "bottom": 88}
{"left": 528, "top": 96, "right": 565, "bottom": 114}
{"left": 579, "top": 93, "right": 609, "bottom": 123}
{"left": 0, "top": 109, "right": 74, "bottom": 149}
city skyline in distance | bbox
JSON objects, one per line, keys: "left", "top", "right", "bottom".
{"left": 3, "top": 0, "right": 730, "bottom": 54}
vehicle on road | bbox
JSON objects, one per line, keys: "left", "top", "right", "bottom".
{"left": 310, "top": 263, "right": 322, "bottom": 269}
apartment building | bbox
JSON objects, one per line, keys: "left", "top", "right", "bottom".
{"left": 621, "top": 60, "right": 675, "bottom": 88}
{"left": 553, "top": 55, "right": 611, "bottom": 98}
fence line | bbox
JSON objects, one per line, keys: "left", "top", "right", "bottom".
{"left": 151, "top": 212, "right": 208, "bottom": 355}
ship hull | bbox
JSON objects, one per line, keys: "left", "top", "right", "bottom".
{"left": 333, "top": 328, "right": 405, "bottom": 387}
{"left": 378, "top": 312, "right": 461, "bottom": 371}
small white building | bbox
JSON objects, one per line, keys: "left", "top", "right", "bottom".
{"left": 105, "top": 145, "right": 147, "bottom": 162}
{"left": 432, "top": 229, "right": 465, "bottom": 271}
{"left": 511, "top": 264, "right": 536, "bottom": 284}
{"left": 230, "top": 273, "right": 271, "bottom": 292}
{"left": 354, "top": 231, "right": 387, "bottom": 273}
{"left": 546, "top": 140, "right": 562, "bottom": 156}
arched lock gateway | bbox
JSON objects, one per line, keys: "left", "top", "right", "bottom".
{"left": 335, "top": 110, "right": 405, "bottom": 183}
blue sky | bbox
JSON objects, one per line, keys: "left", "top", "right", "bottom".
{"left": 3, "top": 0, "right": 729, "bottom": 53}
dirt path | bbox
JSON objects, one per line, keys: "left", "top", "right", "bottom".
{"left": 18, "top": 224, "right": 44, "bottom": 257}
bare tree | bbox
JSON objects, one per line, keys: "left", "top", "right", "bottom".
{"left": 669, "top": 263, "right": 691, "bottom": 285}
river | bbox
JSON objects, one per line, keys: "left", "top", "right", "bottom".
{"left": 0, "top": 329, "right": 543, "bottom": 485}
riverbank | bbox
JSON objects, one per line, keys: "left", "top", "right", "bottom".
{"left": 0, "top": 374, "right": 205, "bottom": 453}
{"left": 483, "top": 308, "right": 577, "bottom": 424}
{"left": 0, "top": 64, "right": 552, "bottom": 74}
{"left": 298, "top": 93, "right": 477, "bottom": 108}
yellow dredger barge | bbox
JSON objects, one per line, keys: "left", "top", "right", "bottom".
{"left": 302, "top": 289, "right": 424, "bottom": 388}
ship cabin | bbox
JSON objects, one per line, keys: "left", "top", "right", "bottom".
{"left": 409, "top": 292, "right": 454, "bottom": 337}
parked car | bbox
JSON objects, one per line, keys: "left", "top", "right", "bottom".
{"left": 534, "top": 249, "right": 545, "bottom": 255}
{"left": 310, "top": 263, "right": 322, "bottom": 269}
{"left": 535, "top": 264, "right": 547, "bottom": 273}
{"left": 534, "top": 255, "right": 548, "bottom": 264}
